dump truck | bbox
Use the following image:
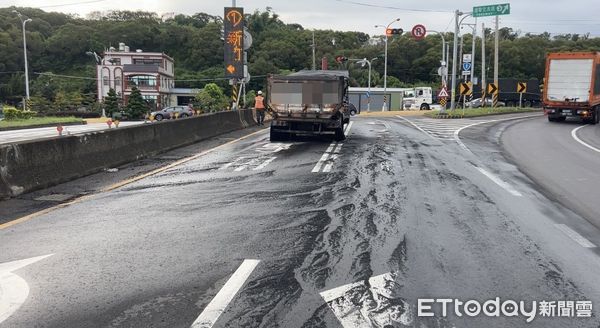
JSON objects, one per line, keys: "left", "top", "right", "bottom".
{"left": 267, "top": 70, "right": 350, "bottom": 141}
{"left": 544, "top": 52, "right": 600, "bottom": 124}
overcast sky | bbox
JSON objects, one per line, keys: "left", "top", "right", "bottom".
{"left": 3, "top": 0, "right": 600, "bottom": 37}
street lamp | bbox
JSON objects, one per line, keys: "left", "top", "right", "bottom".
{"left": 86, "top": 51, "right": 106, "bottom": 117}
{"left": 426, "top": 30, "right": 447, "bottom": 86}
{"left": 355, "top": 57, "right": 377, "bottom": 112}
{"left": 13, "top": 10, "right": 32, "bottom": 102}
{"left": 375, "top": 18, "right": 400, "bottom": 111}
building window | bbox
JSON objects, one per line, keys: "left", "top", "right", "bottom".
{"left": 103, "top": 76, "right": 109, "bottom": 86}
{"left": 108, "top": 58, "right": 121, "bottom": 65}
{"left": 115, "top": 78, "right": 121, "bottom": 86}
{"left": 133, "top": 58, "right": 163, "bottom": 67}
{"left": 127, "top": 75, "right": 156, "bottom": 88}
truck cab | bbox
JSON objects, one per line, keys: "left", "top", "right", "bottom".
{"left": 403, "top": 87, "right": 433, "bottom": 110}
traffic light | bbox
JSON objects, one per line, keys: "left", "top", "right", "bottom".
{"left": 386, "top": 28, "right": 403, "bottom": 36}
{"left": 335, "top": 55, "right": 348, "bottom": 63}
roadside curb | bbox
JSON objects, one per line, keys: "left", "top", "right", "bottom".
{"left": 0, "top": 121, "right": 86, "bottom": 132}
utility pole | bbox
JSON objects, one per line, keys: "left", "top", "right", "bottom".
{"left": 376, "top": 18, "right": 400, "bottom": 111}
{"left": 470, "top": 18, "right": 477, "bottom": 85}
{"left": 311, "top": 30, "right": 316, "bottom": 70}
{"left": 494, "top": 15, "right": 499, "bottom": 87}
{"left": 450, "top": 10, "right": 461, "bottom": 110}
{"left": 13, "top": 10, "right": 32, "bottom": 101}
{"left": 481, "top": 22, "right": 486, "bottom": 101}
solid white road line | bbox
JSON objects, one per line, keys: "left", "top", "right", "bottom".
{"left": 0, "top": 254, "right": 54, "bottom": 324}
{"left": 472, "top": 165, "right": 523, "bottom": 197}
{"left": 190, "top": 259, "right": 260, "bottom": 328}
{"left": 571, "top": 125, "right": 600, "bottom": 153}
{"left": 253, "top": 157, "right": 276, "bottom": 170}
{"left": 554, "top": 224, "right": 597, "bottom": 248}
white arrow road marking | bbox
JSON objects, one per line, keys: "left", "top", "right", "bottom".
{"left": 191, "top": 259, "right": 260, "bottom": 328}
{"left": 319, "top": 272, "right": 413, "bottom": 327}
{"left": 0, "top": 254, "right": 54, "bottom": 324}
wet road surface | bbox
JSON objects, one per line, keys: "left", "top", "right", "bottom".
{"left": 0, "top": 122, "right": 144, "bottom": 145}
{"left": 1, "top": 113, "right": 600, "bottom": 327}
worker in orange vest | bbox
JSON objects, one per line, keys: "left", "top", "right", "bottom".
{"left": 255, "top": 90, "right": 266, "bottom": 126}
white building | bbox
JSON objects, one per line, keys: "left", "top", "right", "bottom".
{"left": 95, "top": 43, "right": 175, "bottom": 109}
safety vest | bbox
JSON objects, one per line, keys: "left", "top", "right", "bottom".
{"left": 255, "top": 95, "right": 265, "bottom": 109}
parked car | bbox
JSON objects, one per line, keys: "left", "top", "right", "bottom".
{"left": 467, "top": 97, "right": 506, "bottom": 108}
{"left": 348, "top": 103, "right": 358, "bottom": 116}
{"left": 150, "top": 106, "right": 194, "bottom": 121}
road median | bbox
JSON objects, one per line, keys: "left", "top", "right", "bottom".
{"left": 0, "top": 109, "right": 256, "bottom": 199}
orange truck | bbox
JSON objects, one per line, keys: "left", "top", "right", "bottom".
{"left": 543, "top": 52, "right": 600, "bottom": 124}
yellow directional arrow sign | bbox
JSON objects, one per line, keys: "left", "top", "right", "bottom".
{"left": 459, "top": 82, "right": 472, "bottom": 96}
{"left": 487, "top": 83, "right": 498, "bottom": 95}
{"left": 517, "top": 82, "right": 527, "bottom": 93}
{"left": 226, "top": 64, "right": 236, "bottom": 74}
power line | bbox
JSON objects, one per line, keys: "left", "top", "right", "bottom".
{"left": 333, "top": 0, "right": 452, "bottom": 13}
{"left": 33, "top": 72, "right": 268, "bottom": 82}
{"left": 38, "top": 0, "right": 108, "bottom": 8}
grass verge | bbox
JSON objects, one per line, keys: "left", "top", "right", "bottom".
{"left": 0, "top": 116, "right": 84, "bottom": 129}
{"left": 423, "top": 107, "right": 541, "bottom": 118}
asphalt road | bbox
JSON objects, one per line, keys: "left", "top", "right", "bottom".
{"left": 501, "top": 117, "right": 600, "bottom": 229}
{"left": 0, "top": 122, "right": 144, "bottom": 145}
{"left": 1, "top": 113, "right": 600, "bottom": 328}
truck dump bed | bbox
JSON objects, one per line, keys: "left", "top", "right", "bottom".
{"left": 268, "top": 70, "right": 349, "bottom": 118}
{"left": 267, "top": 70, "right": 350, "bottom": 141}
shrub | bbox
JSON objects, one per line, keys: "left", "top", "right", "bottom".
{"left": 3, "top": 108, "right": 36, "bottom": 120}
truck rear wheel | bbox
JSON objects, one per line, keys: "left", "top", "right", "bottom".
{"left": 590, "top": 109, "right": 599, "bottom": 125}
{"left": 334, "top": 118, "right": 345, "bottom": 141}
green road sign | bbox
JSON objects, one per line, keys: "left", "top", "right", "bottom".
{"left": 473, "top": 3, "right": 510, "bottom": 17}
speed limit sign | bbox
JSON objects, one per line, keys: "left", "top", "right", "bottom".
{"left": 411, "top": 24, "right": 426, "bottom": 40}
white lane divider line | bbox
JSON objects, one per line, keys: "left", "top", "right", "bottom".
{"left": 191, "top": 259, "right": 260, "bottom": 328}
{"left": 344, "top": 121, "right": 354, "bottom": 136}
{"left": 312, "top": 122, "right": 353, "bottom": 173}
{"left": 312, "top": 142, "right": 335, "bottom": 173}
{"left": 472, "top": 165, "right": 522, "bottom": 197}
{"left": 571, "top": 125, "right": 600, "bottom": 153}
{"left": 253, "top": 157, "right": 276, "bottom": 170}
{"left": 554, "top": 224, "right": 597, "bottom": 248}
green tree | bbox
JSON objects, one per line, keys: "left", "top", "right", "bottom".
{"left": 104, "top": 88, "right": 120, "bottom": 117}
{"left": 125, "top": 87, "right": 147, "bottom": 119}
{"left": 195, "top": 83, "right": 228, "bottom": 112}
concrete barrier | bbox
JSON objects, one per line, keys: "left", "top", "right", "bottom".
{"left": 0, "top": 109, "right": 256, "bottom": 199}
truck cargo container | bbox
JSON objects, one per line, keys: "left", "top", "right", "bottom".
{"left": 544, "top": 52, "right": 600, "bottom": 124}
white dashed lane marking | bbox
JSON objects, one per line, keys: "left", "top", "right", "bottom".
{"left": 312, "top": 122, "right": 353, "bottom": 173}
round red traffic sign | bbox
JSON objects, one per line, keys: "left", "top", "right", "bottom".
{"left": 411, "top": 24, "right": 426, "bottom": 40}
